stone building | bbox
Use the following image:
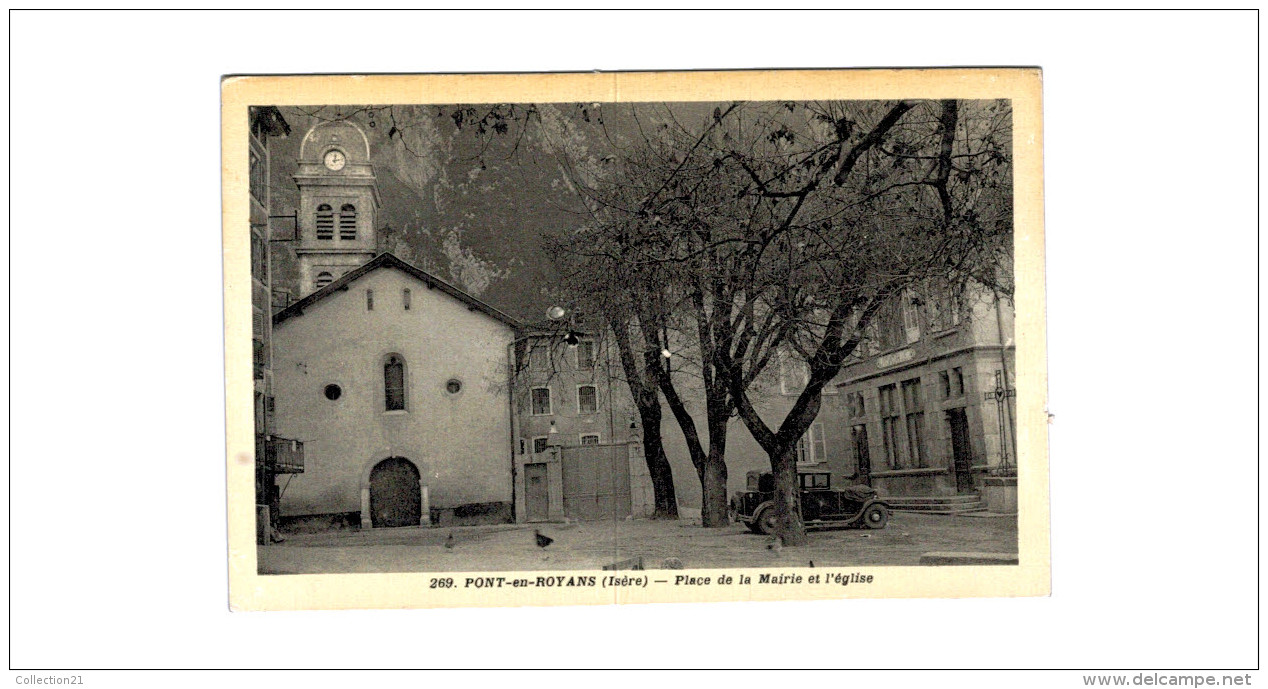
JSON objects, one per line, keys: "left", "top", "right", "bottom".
{"left": 247, "top": 105, "right": 302, "bottom": 542}
{"left": 507, "top": 330, "right": 653, "bottom": 523}
{"left": 827, "top": 284, "right": 1017, "bottom": 506}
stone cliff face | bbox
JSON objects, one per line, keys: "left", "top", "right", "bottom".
{"left": 266, "top": 105, "right": 591, "bottom": 322}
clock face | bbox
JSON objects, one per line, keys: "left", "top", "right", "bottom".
{"left": 323, "top": 150, "right": 346, "bottom": 171}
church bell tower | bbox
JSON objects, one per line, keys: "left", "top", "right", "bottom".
{"left": 293, "top": 119, "right": 380, "bottom": 296}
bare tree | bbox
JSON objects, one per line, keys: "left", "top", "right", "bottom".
{"left": 550, "top": 106, "right": 748, "bottom": 527}
{"left": 560, "top": 99, "right": 1013, "bottom": 543}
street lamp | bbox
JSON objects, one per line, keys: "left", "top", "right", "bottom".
{"left": 547, "top": 305, "right": 582, "bottom": 348}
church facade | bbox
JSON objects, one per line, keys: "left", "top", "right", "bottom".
{"left": 270, "top": 120, "right": 520, "bottom": 529}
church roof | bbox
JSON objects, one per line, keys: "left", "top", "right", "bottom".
{"left": 272, "top": 252, "right": 522, "bottom": 329}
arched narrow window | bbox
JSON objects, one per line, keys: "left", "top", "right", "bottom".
{"left": 314, "top": 272, "right": 334, "bottom": 290}
{"left": 402, "top": 288, "right": 411, "bottom": 310}
{"left": 366, "top": 289, "right": 374, "bottom": 311}
{"left": 339, "top": 204, "right": 357, "bottom": 240}
{"left": 384, "top": 354, "right": 406, "bottom": 411}
{"left": 315, "top": 204, "right": 334, "bottom": 240}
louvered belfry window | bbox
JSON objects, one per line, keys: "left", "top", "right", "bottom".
{"left": 384, "top": 355, "right": 406, "bottom": 411}
{"left": 339, "top": 204, "right": 357, "bottom": 240}
{"left": 315, "top": 204, "right": 334, "bottom": 240}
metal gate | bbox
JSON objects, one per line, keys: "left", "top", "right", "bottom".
{"left": 560, "top": 443, "right": 632, "bottom": 521}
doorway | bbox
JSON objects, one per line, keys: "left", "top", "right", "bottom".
{"left": 946, "top": 408, "right": 975, "bottom": 494}
{"left": 369, "top": 457, "right": 422, "bottom": 527}
{"left": 851, "top": 424, "right": 872, "bottom": 486}
{"left": 560, "top": 444, "right": 632, "bottom": 521}
{"left": 524, "top": 462, "right": 550, "bottom": 521}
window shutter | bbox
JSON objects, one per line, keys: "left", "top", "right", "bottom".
{"left": 339, "top": 204, "right": 357, "bottom": 240}
{"left": 315, "top": 205, "right": 334, "bottom": 240}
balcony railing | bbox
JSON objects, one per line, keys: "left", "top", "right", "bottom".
{"left": 267, "top": 436, "right": 304, "bottom": 474}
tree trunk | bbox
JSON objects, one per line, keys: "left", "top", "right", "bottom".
{"left": 699, "top": 410, "right": 730, "bottom": 527}
{"left": 730, "top": 380, "right": 823, "bottom": 547}
{"left": 608, "top": 316, "right": 679, "bottom": 521}
{"left": 771, "top": 443, "right": 807, "bottom": 546}
{"left": 699, "top": 456, "right": 729, "bottom": 527}
{"left": 637, "top": 401, "right": 679, "bottom": 519}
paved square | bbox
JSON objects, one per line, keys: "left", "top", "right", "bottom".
{"left": 259, "top": 513, "right": 1018, "bottom": 574}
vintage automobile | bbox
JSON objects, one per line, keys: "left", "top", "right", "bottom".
{"left": 731, "top": 468, "right": 890, "bottom": 534}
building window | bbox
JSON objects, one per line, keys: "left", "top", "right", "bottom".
{"left": 796, "top": 422, "right": 827, "bottom": 465}
{"left": 877, "top": 299, "right": 906, "bottom": 351}
{"left": 249, "top": 149, "right": 265, "bottom": 206}
{"left": 580, "top": 434, "right": 600, "bottom": 446}
{"left": 315, "top": 272, "right": 334, "bottom": 290}
{"left": 577, "top": 385, "right": 598, "bottom": 414}
{"left": 252, "top": 338, "right": 266, "bottom": 381}
{"left": 339, "top": 204, "right": 357, "bottom": 240}
{"left": 906, "top": 412, "right": 927, "bottom": 467}
{"left": 250, "top": 231, "right": 267, "bottom": 282}
{"left": 384, "top": 354, "right": 406, "bottom": 411}
{"left": 530, "top": 344, "right": 550, "bottom": 371}
{"left": 927, "top": 281, "right": 962, "bottom": 332}
{"left": 901, "top": 294, "right": 921, "bottom": 344}
{"left": 446, "top": 379, "right": 462, "bottom": 395}
{"left": 901, "top": 378, "right": 926, "bottom": 467}
{"left": 576, "top": 340, "right": 595, "bottom": 371}
{"left": 324, "top": 384, "right": 342, "bottom": 401}
{"left": 403, "top": 288, "right": 411, "bottom": 310}
{"left": 531, "top": 387, "right": 552, "bottom": 416}
{"left": 779, "top": 355, "right": 808, "bottom": 395}
{"left": 315, "top": 204, "right": 334, "bottom": 240}
{"left": 366, "top": 289, "right": 374, "bottom": 311}
{"left": 941, "top": 368, "right": 965, "bottom": 399}
{"left": 847, "top": 391, "right": 866, "bottom": 419}
{"left": 879, "top": 384, "right": 901, "bottom": 468}
{"left": 254, "top": 391, "right": 266, "bottom": 435}
{"left": 532, "top": 436, "right": 550, "bottom": 454}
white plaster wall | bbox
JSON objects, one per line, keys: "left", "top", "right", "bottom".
{"left": 272, "top": 267, "right": 515, "bottom": 517}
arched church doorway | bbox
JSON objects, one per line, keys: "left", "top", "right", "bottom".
{"left": 368, "top": 457, "right": 422, "bottom": 528}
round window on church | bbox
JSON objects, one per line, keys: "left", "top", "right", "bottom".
{"left": 324, "top": 384, "right": 343, "bottom": 401}
{"left": 446, "top": 379, "right": 462, "bottom": 395}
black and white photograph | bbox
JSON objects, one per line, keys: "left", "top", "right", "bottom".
{"left": 11, "top": 8, "right": 1259, "bottom": 682}
{"left": 231, "top": 71, "right": 1046, "bottom": 606}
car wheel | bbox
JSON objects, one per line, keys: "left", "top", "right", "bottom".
{"left": 861, "top": 503, "right": 890, "bottom": 530}
{"left": 756, "top": 507, "right": 779, "bottom": 536}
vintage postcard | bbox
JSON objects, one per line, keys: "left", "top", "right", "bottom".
{"left": 223, "top": 69, "right": 1048, "bottom": 610}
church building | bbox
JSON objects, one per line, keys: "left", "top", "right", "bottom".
{"left": 270, "top": 120, "right": 520, "bottom": 529}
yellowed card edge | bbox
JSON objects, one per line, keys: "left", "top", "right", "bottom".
{"left": 222, "top": 68, "right": 1048, "bottom": 611}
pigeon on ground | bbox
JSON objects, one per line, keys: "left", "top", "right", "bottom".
{"left": 535, "top": 530, "right": 554, "bottom": 549}
{"left": 809, "top": 560, "right": 815, "bottom": 568}
{"left": 444, "top": 532, "right": 455, "bottom": 550}
{"left": 767, "top": 535, "right": 783, "bottom": 555}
